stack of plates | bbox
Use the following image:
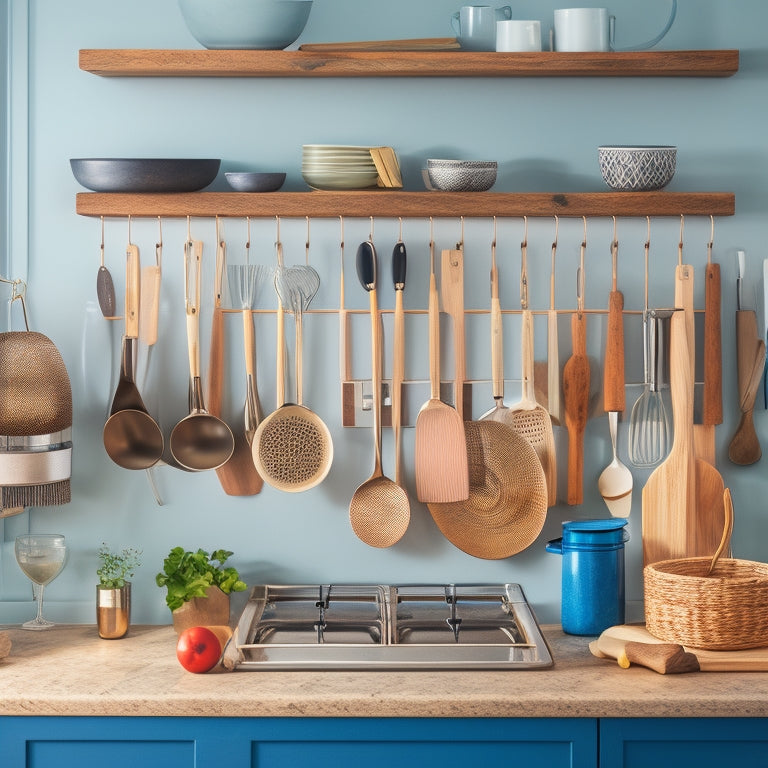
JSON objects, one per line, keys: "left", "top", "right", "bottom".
{"left": 302, "top": 145, "right": 380, "bottom": 190}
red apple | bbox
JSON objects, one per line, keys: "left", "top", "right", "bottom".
{"left": 176, "top": 626, "right": 223, "bottom": 673}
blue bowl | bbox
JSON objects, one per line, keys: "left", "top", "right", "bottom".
{"left": 70, "top": 158, "right": 220, "bottom": 192}
{"left": 225, "top": 172, "right": 286, "bottom": 192}
{"left": 178, "top": 0, "right": 313, "bottom": 50}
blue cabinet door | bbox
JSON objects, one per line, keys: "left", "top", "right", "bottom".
{"left": 600, "top": 718, "right": 768, "bottom": 768}
{"left": 0, "top": 717, "right": 597, "bottom": 768}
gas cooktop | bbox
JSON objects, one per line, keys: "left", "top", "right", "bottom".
{"left": 222, "top": 583, "right": 553, "bottom": 671}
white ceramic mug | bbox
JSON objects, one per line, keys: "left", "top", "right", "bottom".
{"left": 496, "top": 19, "right": 542, "bottom": 52}
{"left": 553, "top": 8, "right": 612, "bottom": 52}
{"left": 553, "top": 1, "right": 678, "bottom": 52}
{"left": 451, "top": 5, "right": 513, "bottom": 51}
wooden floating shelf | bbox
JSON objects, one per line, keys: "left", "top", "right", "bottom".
{"left": 76, "top": 191, "right": 736, "bottom": 219}
{"left": 78, "top": 49, "right": 739, "bottom": 79}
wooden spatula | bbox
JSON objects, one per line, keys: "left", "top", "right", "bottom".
{"left": 414, "top": 239, "right": 469, "bottom": 503}
{"left": 642, "top": 309, "right": 697, "bottom": 565}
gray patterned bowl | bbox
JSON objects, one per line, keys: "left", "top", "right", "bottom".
{"left": 425, "top": 160, "right": 497, "bottom": 192}
{"left": 598, "top": 146, "right": 677, "bottom": 191}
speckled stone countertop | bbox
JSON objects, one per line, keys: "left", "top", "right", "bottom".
{"left": 0, "top": 624, "right": 766, "bottom": 718}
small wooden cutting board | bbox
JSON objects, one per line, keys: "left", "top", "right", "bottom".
{"left": 591, "top": 624, "right": 768, "bottom": 672}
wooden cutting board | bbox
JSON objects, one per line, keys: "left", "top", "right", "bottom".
{"left": 591, "top": 624, "right": 768, "bottom": 672}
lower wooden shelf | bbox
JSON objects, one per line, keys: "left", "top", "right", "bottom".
{"left": 75, "top": 191, "right": 735, "bottom": 219}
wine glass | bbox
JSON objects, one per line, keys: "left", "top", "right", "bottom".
{"left": 14, "top": 534, "right": 68, "bottom": 630}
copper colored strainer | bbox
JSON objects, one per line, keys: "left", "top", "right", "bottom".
{"left": 428, "top": 420, "right": 547, "bottom": 560}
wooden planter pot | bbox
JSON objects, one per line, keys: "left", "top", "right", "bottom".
{"left": 171, "top": 585, "right": 230, "bottom": 634}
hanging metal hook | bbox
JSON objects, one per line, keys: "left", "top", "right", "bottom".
{"left": 398, "top": 216, "right": 403, "bottom": 242}
{"left": 644, "top": 216, "right": 651, "bottom": 315}
{"left": 429, "top": 217, "right": 435, "bottom": 272}
{"left": 678, "top": 214, "right": 685, "bottom": 266}
{"left": 186, "top": 215, "right": 192, "bottom": 243}
{"left": 305, "top": 216, "right": 311, "bottom": 264}
{"left": 368, "top": 215, "right": 374, "bottom": 243}
{"left": 707, "top": 214, "right": 715, "bottom": 264}
{"left": 100, "top": 216, "right": 106, "bottom": 268}
{"left": 492, "top": 215, "right": 497, "bottom": 251}
{"left": 520, "top": 216, "right": 529, "bottom": 310}
{"left": 456, "top": 216, "right": 465, "bottom": 251}
{"left": 577, "top": 216, "right": 587, "bottom": 317}
{"left": 246, "top": 216, "right": 252, "bottom": 264}
{"left": 127, "top": 214, "right": 133, "bottom": 244}
{"left": 156, "top": 216, "right": 163, "bottom": 267}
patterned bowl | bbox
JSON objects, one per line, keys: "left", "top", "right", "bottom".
{"left": 425, "top": 160, "right": 497, "bottom": 192}
{"left": 598, "top": 146, "right": 677, "bottom": 191}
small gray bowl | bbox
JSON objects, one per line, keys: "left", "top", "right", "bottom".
{"left": 225, "top": 172, "right": 286, "bottom": 192}
{"left": 425, "top": 160, "right": 497, "bottom": 192}
{"left": 598, "top": 146, "right": 677, "bottom": 191}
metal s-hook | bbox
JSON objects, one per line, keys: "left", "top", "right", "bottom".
{"left": 644, "top": 216, "right": 651, "bottom": 315}
{"left": 429, "top": 216, "right": 435, "bottom": 272}
{"left": 368, "top": 215, "right": 374, "bottom": 243}
{"left": 577, "top": 216, "right": 587, "bottom": 316}
{"left": 397, "top": 216, "right": 403, "bottom": 243}
{"left": 305, "top": 216, "right": 311, "bottom": 264}
{"left": 707, "top": 214, "right": 715, "bottom": 264}
{"left": 678, "top": 214, "right": 685, "bottom": 266}
{"left": 520, "top": 215, "right": 529, "bottom": 310}
{"left": 246, "top": 216, "right": 252, "bottom": 264}
{"left": 456, "top": 216, "right": 465, "bottom": 252}
{"left": 100, "top": 216, "right": 106, "bottom": 268}
{"left": 156, "top": 216, "right": 163, "bottom": 267}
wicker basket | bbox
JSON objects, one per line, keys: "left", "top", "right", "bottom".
{"left": 644, "top": 557, "right": 768, "bottom": 650}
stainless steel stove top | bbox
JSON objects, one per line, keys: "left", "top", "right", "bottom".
{"left": 222, "top": 583, "right": 553, "bottom": 670}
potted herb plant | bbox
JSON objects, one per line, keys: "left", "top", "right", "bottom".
{"left": 155, "top": 547, "right": 247, "bottom": 634}
{"left": 96, "top": 543, "right": 142, "bottom": 639}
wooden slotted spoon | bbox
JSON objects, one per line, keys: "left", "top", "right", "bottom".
{"left": 507, "top": 228, "right": 557, "bottom": 507}
{"left": 349, "top": 239, "right": 410, "bottom": 547}
{"left": 414, "top": 231, "right": 469, "bottom": 503}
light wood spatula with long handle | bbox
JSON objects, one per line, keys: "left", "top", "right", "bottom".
{"left": 414, "top": 238, "right": 469, "bottom": 503}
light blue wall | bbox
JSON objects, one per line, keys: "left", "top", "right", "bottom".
{"left": 2, "top": 0, "right": 768, "bottom": 628}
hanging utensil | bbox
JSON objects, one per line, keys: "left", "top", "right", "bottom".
{"left": 427, "top": 419, "right": 547, "bottom": 559}
{"left": 674, "top": 255, "right": 726, "bottom": 558}
{"left": 227, "top": 218, "right": 267, "bottom": 448}
{"left": 729, "top": 249, "right": 764, "bottom": 465}
{"left": 349, "top": 238, "right": 410, "bottom": 547}
{"left": 702, "top": 217, "right": 723, "bottom": 430}
{"left": 642, "top": 309, "right": 696, "bottom": 565}
{"left": 209, "top": 218, "right": 264, "bottom": 495}
{"left": 562, "top": 219, "right": 590, "bottom": 506}
{"left": 252, "top": 230, "right": 333, "bottom": 493}
{"left": 505, "top": 218, "right": 557, "bottom": 507}
{"left": 414, "top": 220, "right": 469, "bottom": 503}
{"left": 102, "top": 241, "right": 164, "bottom": 470}
{"left": 392, "top": 220, "right": 407, "bottom": 488}
{"left": 628, "top": 219, "right": 670, "bottom": 467}
{"left": 96, "top": 216, "right": 117, "bottom": 319}
{"left": 170, "top": 238, "right": 235, "bottom": 472}
{"left": 440, "top": 219, "right": 466, "bottom": 420}
{"left": 548, "top": 216, "right": 562, "bottom": 426}
{"left": 598, "top": 219, "right": 633, "bottom": 518}
{"left": 481, "top": 218, "right": 509, "bottom": 422}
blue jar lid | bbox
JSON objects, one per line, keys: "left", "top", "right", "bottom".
{"left": 561, "top": 518, "right": 629, "bottom": 548}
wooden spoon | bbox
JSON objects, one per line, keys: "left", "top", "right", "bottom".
{"left": 562, "top": 311, "right": 590, "bottom": 505}
{"left": 349, "top": 240, "right": 409, "bottom": 547}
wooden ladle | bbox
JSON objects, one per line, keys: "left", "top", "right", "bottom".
{"left": 349, "top": 239, "right": 410, "bottom": 547}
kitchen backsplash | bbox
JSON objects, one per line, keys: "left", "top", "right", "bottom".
{"left": 1, "top": 0, "right": 767, "bottom": 627}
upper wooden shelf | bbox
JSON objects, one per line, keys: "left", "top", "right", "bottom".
{"left": 78, "top": 49, "right": 739, "bottom": 78}
{"left": 75, "top": 191, "right": 736, "bottom": 219}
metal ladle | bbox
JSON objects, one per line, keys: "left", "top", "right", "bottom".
{"left": 103, "top": 243, "right": 164, "bottom": 470}
{"left": 170, "top": 239, "right": 235, "bottom": 472}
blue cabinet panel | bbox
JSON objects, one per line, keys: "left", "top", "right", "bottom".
{"left": 600, "top": 718, "right": 768, "bottom": 768}
{"left": 27, "top": 740, "right": 194, "bottom": 768}
{"left": 0, "top": 717, "right": 597, "bottom": 768}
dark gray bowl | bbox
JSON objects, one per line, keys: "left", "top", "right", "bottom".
{"left": 225, "top": 172, "right": 286, "bottom": 192}
{"left": 70, "top": 158, "right": 221, "bottom": 192}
